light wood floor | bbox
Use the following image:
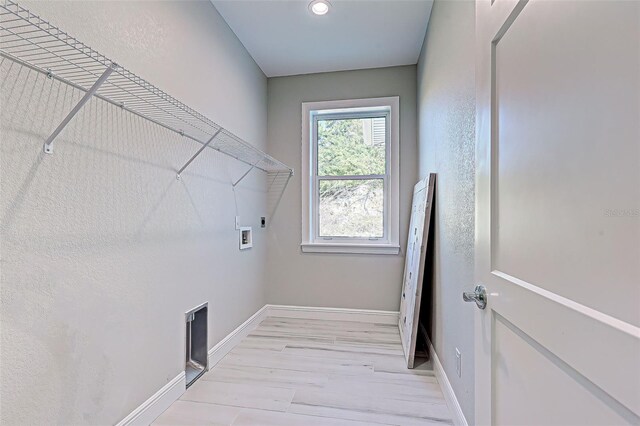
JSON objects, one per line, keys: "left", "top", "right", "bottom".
{"left": 153, "top": 317, "right": 453, "bottom": 425}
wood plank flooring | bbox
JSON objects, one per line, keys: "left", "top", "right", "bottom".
{"left": 153, "top": 317, "right": 453, "bottom": 425}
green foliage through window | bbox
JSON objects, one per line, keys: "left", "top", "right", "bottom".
{"left": 315, "top": 115, "right": 387, "bottom": 238}
{"left": 317, "top": 117, "right": 386, "bottom": 177}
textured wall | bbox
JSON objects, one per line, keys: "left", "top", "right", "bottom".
{"left": 0, "top": 1, "right": 268, "bottom": 424}
{"left": 416, "top": 0, "right": 476, "bottom": 422}
{"left": 266, "top": 66, "right": 418, "bottom": 310}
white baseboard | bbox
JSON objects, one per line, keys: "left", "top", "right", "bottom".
{"left": 427, "top": 338, "right": 468, "bottom": 426}
{"left": 117, "top": 304, "right": 400, "bottom": 425}
{"left": 266, "top": 304, "right": 399, "bottom": 325}
{"left": 207, "top": 304, "right": 270, "bottom": 368}
{"left": 117, "top": 307, "right": 269, "bottom": 426}
{"left": 116, "top": 371, "right": 185, "bottom": 426}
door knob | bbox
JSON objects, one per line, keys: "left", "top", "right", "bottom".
{"left": 463, "top": 285, "right": 487, "bottom": 310}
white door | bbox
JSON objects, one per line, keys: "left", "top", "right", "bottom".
{"left": 474, "top": 0, "right": 640, "bottom": 425}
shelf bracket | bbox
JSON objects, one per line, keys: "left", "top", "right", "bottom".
{"left": 232, "top": 159, "right": 262, "bottom": 188}
{"left": 176, "top": 129, "right": 222, "bottom": 179}
{"left": 43, "top": 63, "right": 117, "bottom": 154}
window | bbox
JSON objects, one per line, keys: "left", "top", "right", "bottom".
{"left": 301, "top": 97, "right": 400, "bottom": 254}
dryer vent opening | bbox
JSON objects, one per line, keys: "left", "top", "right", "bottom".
{"left": 185, "top": 303, "right": 208, "bottom": 388}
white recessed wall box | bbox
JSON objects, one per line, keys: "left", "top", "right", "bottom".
{"left": 239, "top": 227, "right": 253, "bottom": 250}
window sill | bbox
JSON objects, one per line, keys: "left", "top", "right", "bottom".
{"left": 300, "top": 243, "right": 400, "bottom": 255}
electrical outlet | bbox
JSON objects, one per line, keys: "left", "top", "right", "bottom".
{"left": 456, "top": 348, "right": 461, "bottom": 377}
{"left": 235, "top": 216, "right": 240, "bottom": 230}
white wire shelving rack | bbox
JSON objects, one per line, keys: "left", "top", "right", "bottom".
{"left": 0, "top": 0, "right": 293, "bottom": 186}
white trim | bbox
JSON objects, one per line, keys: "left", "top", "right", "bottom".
{"left": 267, "top": 304, "right": 399, "bottom": 325}
{"left": 116, "top": 372, "right": 186, "bottom": 426}
{"left": 207, "top": 304, "right": 270, "bottom": 367}
{"left": 301, "top": 242, "right": 400, "bottom": 255}
{"left": 492, "top": 271, "right": 640, "bottom": 338}
{"left": 117, "top": 307, "right": 268, "bottom": 426}
{"left": 117, "top": 304, "right": 400, "bottom": 425}
{"left": 301, "top": 97, "right": 401, "bottom": 254}
{"left": 427, "top": 338, "right": 468, "bottom": 426}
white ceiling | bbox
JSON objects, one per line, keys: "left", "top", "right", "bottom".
{"left": 211, "top": 0, "right": 433, "bottom": 77}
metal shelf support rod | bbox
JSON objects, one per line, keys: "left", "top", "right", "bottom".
{"left": 232, "top": 160, "right": 262, "bottom": 188}
{"left": 43, "top": 62, "right": 116, "bottom": 154}
{"left": 176, "top": 128, "right": 222, "bottom": 178}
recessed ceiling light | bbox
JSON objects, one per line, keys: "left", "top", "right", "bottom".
{"left": 309, "top": 0, "right": 331, "bottom": 16}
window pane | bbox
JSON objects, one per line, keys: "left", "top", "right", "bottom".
{"left": 317, "top": 117, "right": 386, "bottom": 176}
{"left": 319, "top": 179, "right": 384, "bottom": 238}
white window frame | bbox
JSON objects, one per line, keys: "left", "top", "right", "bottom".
{"left": 301, "top": 97, "right": 400, "bottom": 255}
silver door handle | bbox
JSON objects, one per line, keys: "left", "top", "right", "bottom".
{"left": 463, "top": 285, "right": 487, "bottom": 310}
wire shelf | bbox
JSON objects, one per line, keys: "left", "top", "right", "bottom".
{"left": 0, "top": 0, "right": 293, "bottom": 176}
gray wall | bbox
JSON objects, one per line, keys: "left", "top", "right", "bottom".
{"left": 266, "top": 66, "right": 418, "bottom": 310}
{"left": 417, "top": 0, "right": 476, "bottom": 423}
{"left": 1, "top": 1, "right": 268, "bottom": 424}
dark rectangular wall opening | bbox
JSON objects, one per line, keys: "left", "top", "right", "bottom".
{"left": 185, "top": 303, "right": 208, "bottom": 388}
